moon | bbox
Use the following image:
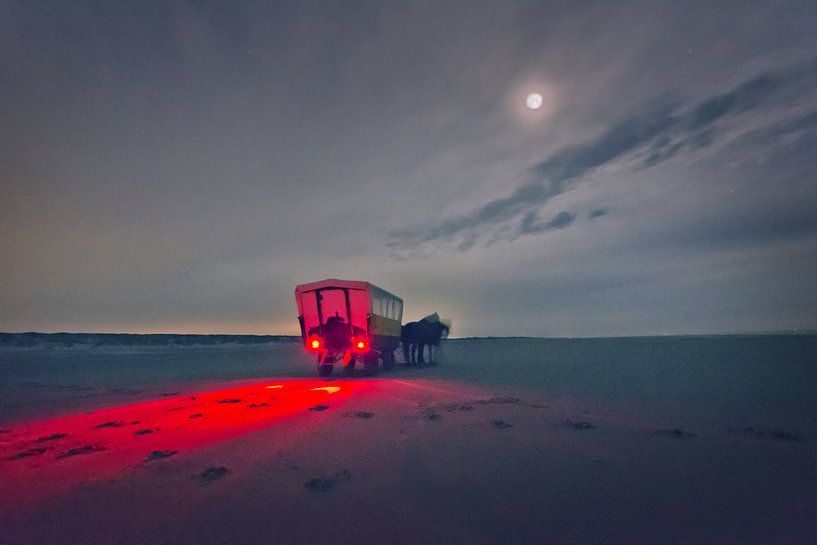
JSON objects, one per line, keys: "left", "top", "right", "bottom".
{"left": 526, "top": 92, "right": 543, "bottom": 110}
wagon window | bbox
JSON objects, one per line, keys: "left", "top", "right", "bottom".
{"left": 344, "top": 289, "right": 365, "bottom": 331}
{"left": 315, "top": 289, "right": 349, "bottom": 327}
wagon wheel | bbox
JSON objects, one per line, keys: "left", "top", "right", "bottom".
{"left": 363, "top": 354, "right": 379, "bottom": 376}
{"left": 344, "top": 355, "right": 356, "bottom": 375}
{"left": 382, "top": 350, "right": 395, "bottom": 371}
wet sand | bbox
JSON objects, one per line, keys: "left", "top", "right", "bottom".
{"left": 1, "top": 338, "right": 815, "bottom": 544}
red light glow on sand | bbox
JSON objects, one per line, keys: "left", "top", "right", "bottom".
{"left": 0, "top": 379, "right": 367, "bottom": 507}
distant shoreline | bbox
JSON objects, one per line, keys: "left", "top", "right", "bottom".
{"left": 1, "top": 330, "right": 815, "bottom": 348}
{"left": 0, "top": 332, "right": 300, "bottom": 348}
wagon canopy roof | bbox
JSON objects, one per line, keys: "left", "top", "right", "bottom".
{"left": 294, "top": 278, "right": 402, "bottom": 302}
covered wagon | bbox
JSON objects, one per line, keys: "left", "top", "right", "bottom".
{"left": 294, "top": 279, "right": 403, "bottom": 376}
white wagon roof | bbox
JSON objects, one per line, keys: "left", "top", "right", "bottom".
{"left": 294, "top": 278, "right": 402, "bottom": 302}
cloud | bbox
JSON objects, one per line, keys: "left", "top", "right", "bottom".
{"left": 686, "top": 71, "right": 782, "bottom": 130}
{"left": 533, "top": 103, "right": 677, "bottom": 185}
{"left": 517, "top": 210, "right": 576, "bottom": 238}
{"left": 388, "top": 59, "right": 817, "bottom": 254}
{"left": 386, "top": 180, "right": 559, "bottom": 248}
{"left": 746, "top": 107, "right": 817, "bottom": 143}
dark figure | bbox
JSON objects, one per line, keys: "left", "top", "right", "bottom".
{"left": 401, "top": 316, "right": 449, "bottom": 365}
{"left": 307, "top": 312, "right": 364, "bottom": 349}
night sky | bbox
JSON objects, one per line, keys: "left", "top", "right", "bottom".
{"left": 2, "top": 1, "right": 816, "bottom": 337}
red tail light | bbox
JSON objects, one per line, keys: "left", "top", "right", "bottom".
{"left": 352, "top": 337, "right": 368, "bottom": 352}
{"left": 307, "top": 335, "right": 323, "bottom": 351}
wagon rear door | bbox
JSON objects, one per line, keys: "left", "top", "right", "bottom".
{"left": 299, "top": 287, "right": 369, "bottom": 338}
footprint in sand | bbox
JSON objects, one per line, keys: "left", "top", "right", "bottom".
{"left": 36, "top": 433, "right": 68, "bottom": 443}
{"left": 441, "top": 403, "right": 474, "bottom": 412}
{"left": 58, "top": 445, "right": 106, "bottom": 459}
{"left": 346, "top": 411, "right": 374, "bottom": 419}
{"left": 304, "top": 469, "right": 351, "bottom": 493}
{"left": 9, "top": 447, "right": 48, "bottom": 460}
{"left": 111, "top": 388, "right": 143, "bottom": 395}
{"left": 248, "top": 403, "right": 270, "bottom": 408}
{"left": 199, "top": 466, "right": 230, "bottom": 483}
{"left": 729, "top": 427, "right": 801, "bottom": 441}
{"left": 647, "top": 428, "right": 697, "bottom": 439}
{"left": 491, "top": 420, "right": 513, "bottom": 429}
{"left": 146, "top": 450, "right": 177, "bottom": 461}
{"left": 189, "top": 413, "right": 204, "bottom": 419}
{"left": 95, "top": 421, "right": 126, "bottom": 429}
{"left": 475, "top": 396, "right": 521, "bottom": 405}
{"left": 308, "top": 405, "right": 329, "bottom": 411}
{"left": 564, "top": 420, "right": 596, "bottom": 430}
{"left": 134, "top": 429, "right": 154, "bottom": 435}
{"left": 218, "top": 399, "right": 242, "bottom": 404}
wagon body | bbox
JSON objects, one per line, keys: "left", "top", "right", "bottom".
{"left": 294, "top": 278, "right": 403, "bottom": 376}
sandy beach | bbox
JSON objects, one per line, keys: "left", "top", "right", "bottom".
{"left": 1, "top": 336, "right": 815, "bottom": 545}
{"left": 4, "top": 2, "right": 817, "bottom": 543}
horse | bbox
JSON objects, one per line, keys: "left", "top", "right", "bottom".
{"left": 401, "top": 316, "right": 449, "bottom": 365}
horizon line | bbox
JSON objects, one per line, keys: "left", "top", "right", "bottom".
{"left": 2, "top": 329, "right": 815, "bottom": 341}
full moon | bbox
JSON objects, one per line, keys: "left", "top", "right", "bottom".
{"left": 526, "top": 92, "right": 543, "bottom": 110}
